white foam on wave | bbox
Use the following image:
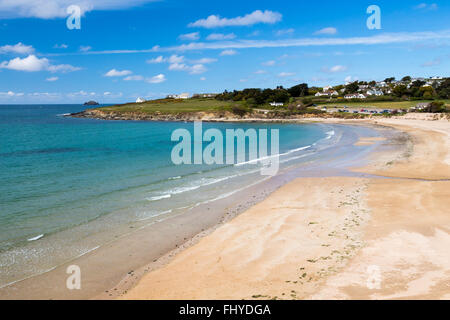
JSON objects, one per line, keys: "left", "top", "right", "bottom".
{"left": 193, "top": 176, "right": 271, "bottom": 208}
{"left": 137, "top": 209, "right": 173, "bottom": 221}
{"left": 146, "top": 194, "right": 171, "bottom": 201}
{"left": 27, "top": 234, "right": 44, "bottom": 242}
{"left": 147, "top": 175, "right": 238, "bottom": 201}
{"left": 235, "top": 145, "right": 312, "bottom": 167}
{"left": 325, "top": 130, "right": 335, "bottom": 140}
{"left": 280, "top": 153, "right": 314, "bottom": 164}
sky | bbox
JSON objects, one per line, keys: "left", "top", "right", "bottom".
{"left": 0, "top": 0, "right": 449, "bottom": 104}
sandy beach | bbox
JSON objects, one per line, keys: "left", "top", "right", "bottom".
{"left": 122, "top": 115, "right": 450, "bottom": 300}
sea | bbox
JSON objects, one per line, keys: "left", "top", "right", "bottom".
{"left": 0, "top": 104, "right": 350, "bottom": 287}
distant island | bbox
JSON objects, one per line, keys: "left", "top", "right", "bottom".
{"left": 83, "top": 101, "right": 100, "bottom": 106}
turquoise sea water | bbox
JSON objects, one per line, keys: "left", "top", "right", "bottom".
{"left": 0, "top": 104, "right": 336, "bottom": 286}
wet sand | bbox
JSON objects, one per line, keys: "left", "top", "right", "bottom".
{"left": 122, "top": 117, "right": 450, "bottom": 300}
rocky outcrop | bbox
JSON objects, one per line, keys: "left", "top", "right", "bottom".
{"left": 68, "top": 108, "right": 374, "bottom": 122}
{"left": 83, "top": 101, "right": 100, "bottom": 106}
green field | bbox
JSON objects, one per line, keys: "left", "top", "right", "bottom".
{"left": 318, "top": 100, "right": 450, "bottom": 110}
{"left": 96, "top": 98, "right": 240, "bottom": 114}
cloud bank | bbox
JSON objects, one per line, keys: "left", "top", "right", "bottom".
{"left": 188, "top": 10, "right": 282, "bottom": 28}
{"left": 0, "top": 0, "right": 158, "bottom": 19}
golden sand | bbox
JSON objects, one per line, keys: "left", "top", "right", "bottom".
{"left": 122, "top": 117, "right": 450, "bottom": 300}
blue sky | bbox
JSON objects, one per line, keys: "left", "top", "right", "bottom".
{"left": 0, "top": 0, "right": 449, "bottom": 104}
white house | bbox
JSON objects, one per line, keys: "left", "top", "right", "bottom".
{"left": 366, "top": 89, "right": 383, "bottom": 96}
{"left": 167, "top": 93, "right": 190, "bottom": 99}
{"left": 344, "top": 93, "right": 366, "bottom": 99}
{"left": 323, "top": 85, "right": 333, "bottom": 92}
{"left": 270, "top": 102, "right": 284, "bottom": 107}
{"left": 136, "top": 97, "right": 146, "bottom": 103}
{"left": 193, "top": 93, "right": 219, "bottom": 98}
{"left": 315, "top": 90, "right": 338, "bottom": 97}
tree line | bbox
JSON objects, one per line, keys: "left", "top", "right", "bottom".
{"left": 215, "top": 84, "right": 309, "bottom": 107}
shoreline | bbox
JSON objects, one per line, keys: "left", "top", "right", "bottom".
{"left": 121, "top": 116, "right": 450, "bottom": 300}
{"left": 68, "top": 108, "right": 450, "bottom": 123}
{"left": 0, "top": 121, "right": 389, "bottom": 300}
{"left": 2, "top": 115, "right": 448, "bottom": 300}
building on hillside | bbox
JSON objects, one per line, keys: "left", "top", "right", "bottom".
{"left": 323, "top": 85, "right": 333, "bottom": 92}
{"left": 167, "top": 93, "right": 190, "bottom": 99}
{"left": 344, "top": 93, "right": 366, "bottom": 99}
{"left": 376, "top": 81, "right": 388, "bottom": 87}
{"left": 315, "top": 90, "right": 338, "bottom": 97}
{"left": 192, "top": 93, "right": 219, "bottom": 98}
{"left": 269, "top": 102, "right": 284, "bottom": 107}
{"left": 366, "top": 89, "right": 383, "bottom": 96}
{"left": 136, "top": 97, "right": 146, "bottom": 103}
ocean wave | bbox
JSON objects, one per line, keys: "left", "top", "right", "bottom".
{"left": 234, "top": 145, "right": 312, "bottom": 167}
{"left": 325, "top": 130, "right": 335, "bottom": 140}
{"left": 146, "top": 194, "right": 171, "bottom": 201}
{"left": 137, "top": 209, "right": 173, "bottom": 221}
{"left": 147, "top": 175, "right": 237, "bottom": 201}
{"left": 280, "top": 153, "right": 314, "bottom": 164}
{"left": 27, "top": 234, "right": 44, "bottom": 242}
{"left": 193, "top": 176, "right": 271, "bottom": 207}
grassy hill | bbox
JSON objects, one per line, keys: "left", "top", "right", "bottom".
{"left": 93, "top": 98, "right": 241, "bottom": 115}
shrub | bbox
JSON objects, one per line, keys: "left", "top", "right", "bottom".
{"left": 422, "top": 101, "right": 447, "bottom": 113}
{"left": 231, "top": 105, "right": 250, "bottom": 117}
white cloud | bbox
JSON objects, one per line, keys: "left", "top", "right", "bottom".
{"left": 314, "top": 27, "right": 338, "bottom": 35}
{"left": 147, "top": 55, "right": 185, "bottom": 64}
{"left": 104, "top": 69, "right": 132, "bottom": 77}
{"left": 206, "top": 33, "right": 236, "bottom": 41}
{"left": 345, "top": 75, "right": 359, "bottom": 83}
{"left": 68, "top": 30, "right": 450, "bottom": 56}
{"left": 276, "top": 28, "right": 295, "bottom": 36}
{"left": 0, "top": 54, "right": 80, "bottom": 72}
{"left": 168, "top": 62, "right": 207, "bottom": 74}
{"left": 421, "top": 58, "right": 441, "bottom": 67}
{"left": 179, "top": 32, "right": 200, "bottom": 41}
{"left": 79, "top": 45, "right": 92, "bottom": 52}
{"left": 0, "top": 42, "right": 34, "bottom": 54}
{"left": 146, "top": 54, "right": 207, "bottom": 75}
{"left": 47, "top": 64, "right": 81, "bottom": 73}
{"left": 0, "top": 90, "right": 23, "bottom": 97}
{"left": 322, "top": 65, "right": 347, "bottom": 73}
{"left": 188, "top": 10, "right": 282, "bottom": 28}
{"left": 278, "top": 72, "right": 295, "bottom": 77}
{"left": 53, "top": 44, "right": 68, "bottom": 49}
{"left": 46, "top": 76, "right": 59, "bottom": 81}
{"left": 124, "top": 75, "right": 144, "bottom": 81}
{"left": 189, "top": 58, "right": 217, "bottom": 64}
{"left": 262, "top": 60, "right": 276, "bottom": 66}
{"left": 414, "top": 3, "right": 438, "bottom": 10}
{"left": 167, "top": 54, "right": 185, "bottom": 64}
{"left": 254, "top": 70, "right": 267, "bottom": 74}
{"left": 147, "top": 55, "right": 165, "bottom": 64}
{"left": 0, "top": 0, "right": 159, "bottom": 19}
{"left": 189, "top": 64, "right": 207, "bottom": 74}
{"left": 220, "top": 49, "right": 237, "bottom": 56}
{"left": 200, "top": 77, "right": 206, "bottom": 81}
{"left": 147, "top": 74, "right": 166, "bottom": 83}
